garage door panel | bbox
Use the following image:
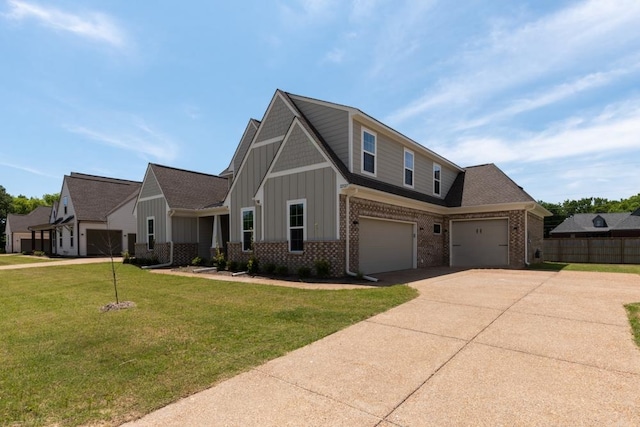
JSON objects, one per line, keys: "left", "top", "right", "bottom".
{"left": 86, "top": 230, "right": 122, "bottom": 256}
{"left": 452, "top": 219, "right": 508, "bottom": 267}
{"left": 359, "top": 218, "right": 414, "bottom": 275}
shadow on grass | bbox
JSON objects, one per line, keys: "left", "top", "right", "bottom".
{"left": 526, "top": 262, "right": 569, "bottom": 271}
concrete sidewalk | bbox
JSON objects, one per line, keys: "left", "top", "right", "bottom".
{"left": 0, "top": 256, "right": 123, "bottom": 270}
{"left": 123, "top": 269, "right": 640, "bottom": 426}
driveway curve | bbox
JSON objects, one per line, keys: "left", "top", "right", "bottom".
{"left": 123, "top": 269, "right": 640, "bottom": 426}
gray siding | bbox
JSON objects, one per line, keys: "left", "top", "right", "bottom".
{"left": 272, "top": 123, "right": 325, "bottom": 173}
{"left": 233, "top": 121, "right": 259, "bottom": 174}
{"left": 229, "top": 142, "right": 281, "bottom": 241}
{"left": 352, "top": 120, "right": 458, "bottom": 199}
{"left": 263, "top": 167, "right": 337, "bottom": 241}
{"left": 136, "top": 198, "right": 167, "bottom": 243}
{"left": 254, "top": 96, "right": 295, "bottom": 143}
{"left": 172, "top": 216, "right": 197, "bottom": 243}
{"left": 292, "top": 99, "right": 349, "bottom": 166}
{"left": 198, "top": 217, "right": 214, "bottom": 258}
{"left": 140, "top": 170, "right": 162, "bottom": 199}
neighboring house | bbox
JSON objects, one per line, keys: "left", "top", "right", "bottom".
{"left": 549, "top": 209, "right": 640, "bottom": 238}
{"left": 133, "top": 163, "right": 229, "bottom": 265}
{"left": 4, "top": 206, "right": 52, "bottom": 253}
{"left": 223, "top": 90, "right": 550, "bottom": 276}
{"left": 50, "top": 173, "right": 141, "bottom": 256}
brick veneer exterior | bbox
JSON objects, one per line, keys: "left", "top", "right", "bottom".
{"left": 228, "top": 240, "right": 345, "bottom": 277}
{"left": 134, "top": 242, "right": 197, "bottom": 266}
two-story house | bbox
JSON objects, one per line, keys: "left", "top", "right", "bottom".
{"left": 223, "top": 90, "right": 549, "bottom": 276}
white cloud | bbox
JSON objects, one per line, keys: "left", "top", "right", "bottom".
{"left": 65, "top": 120, "right": 179, "bottom": 163}
{"left": 388, "top": 0, "right": 640, "bottom": 124}
{"left": 278, "top": 0, "right": 338, "bottom": 27}
{"left": 322, "top": 47, "right": 345, "bottom": 64}
{"left": 439, "top": 99, "right": 640, "bottom": 166}
{"left": 0, "top": 161, "right": 57, "bottom": 178}
{"left": 4, "top": 0, "right": 127, "bottom": 48}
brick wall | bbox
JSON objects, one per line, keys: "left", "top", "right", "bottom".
{"left": 344, "top": 196, "right": 446, "bottom": 272}
{"left": 134, "top": 242, "right": 196, "bottom": 266}
{"left": 228, "top": 240, "right": 345, "bottom": 277}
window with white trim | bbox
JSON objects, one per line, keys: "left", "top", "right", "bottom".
{"left": 433, "top": 163, "right": 441, "bottom": 196}
{"left": 404, "top": 149, "right": 414, "bottom": 187}
{"left": 70, "top": 227, "right": 74, "bottom": 247}
{"left": 58, "top": 229, "right": 62, "bottom": 247}
{"left": 63, "top": 196, "right": 68, "bottom": 215}
{"left": 147, "top": 217, "right": 155, "bottom": 250}
{"left": 287, "top": 199, "right": 306, "bottom": 252}
{"left": 362, "top": 129, "right": 376, "bottom": 175}
{"left": 241, "top": 208, "right": 254, "bottom": 252}
{"left": 433, "top": 223, "right": 442, "bottom": 235}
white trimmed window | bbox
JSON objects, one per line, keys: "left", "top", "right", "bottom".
{"left": 287, "top": 199, "right": 306, "bottom": 252}
{"left": 70, "top": 228, "right": 74, "bottom": 247}
{"left": 362, "top": 129, "right": 376, "bottom": 175}
{"left": 241, "top": 208, "right": 254, "bottom": 252}
{"left": 404, "top": 149, "right": 414, "bottom": 188}
{"left": 433, "top": 163, "right": 441, "bottom": 196}
{"left": 58, "top": 229, "right": 63, "bottom": 247}
{"left": 63, "top": 196, "right": 68, "bottom": 215}
{"left": 147, "top": 217, "right": 155, "bottom": 250}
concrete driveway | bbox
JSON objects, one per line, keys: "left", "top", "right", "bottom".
{"left": 124, "top": 269, "right": 640, "bottom": 426}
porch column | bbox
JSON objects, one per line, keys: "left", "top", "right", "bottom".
{"left": 211, "top": 215, "right": 222, "bottom": 250}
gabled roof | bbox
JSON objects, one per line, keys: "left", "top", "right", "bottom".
{"left": 445, "top": 164, "right": 535, "bottom": 207}
{"left": 149, "top": 163, "right": 228, "bottom": 210}
{"left": 551, "top": 211, "right": 640, "bottom": 234}
{"left": 64, "top": 173, "right": 142, "bottom": 221}
{"left": 6, "top": 206, "right": 52, "bottom": 233}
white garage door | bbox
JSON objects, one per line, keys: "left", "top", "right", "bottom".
{"left": 451, "top": 219, "right": 508, "bottom": 267}
{"left": 359, "top": 218, "right": 414, "bottom": 275}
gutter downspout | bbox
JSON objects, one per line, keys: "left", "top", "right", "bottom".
{"left": 345, "top": 190, "right": 378, "bottom": 282}
{"left": 143, "top": 241, "right": 174, "bottom": 269}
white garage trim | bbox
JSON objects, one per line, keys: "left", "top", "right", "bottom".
{"left": 450, "top": 217, "right": 509, "bottom": 267}
{"left": 359, "top": 216, "right": 417, "bottom": 274}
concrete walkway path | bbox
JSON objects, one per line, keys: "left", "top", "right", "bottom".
{"left": 124, "top": 269, "right": 640, "bottom": 426}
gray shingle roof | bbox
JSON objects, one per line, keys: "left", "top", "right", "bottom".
{"left": 6, "top": 206, "right": 52, "bottom": 232}
{"left": 551, "top": 211, "right": 640, "bottom": 234}
{"left": 65, "top": 173, "right": 141, "bottom": 221}
{"left": 150, "top": 164, "right": 228, "bottom": 210}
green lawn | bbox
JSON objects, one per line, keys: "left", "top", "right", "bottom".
{"left": 626, "top": 303, "right": 640, "bottom": 347}
{"left": 0, "top": 263, "right": 417, "bottom": 426}
{"left": 528, "top": 262, "right": 640, "bottom": 275}
{"left": 0, "top": 254, "right": 54, "bottom": 266}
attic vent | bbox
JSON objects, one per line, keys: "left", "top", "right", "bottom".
{"left": 593, "top": 215, "right": 607, "bottom": 228}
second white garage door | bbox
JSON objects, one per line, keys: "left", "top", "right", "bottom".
{"left": 451, "top": 219, "right": 508, "bottom": 267}
{"left": 359, "top": 218, "right": 414, "bottom": 275}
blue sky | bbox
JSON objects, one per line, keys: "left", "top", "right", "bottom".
{"left": 1, "top": 0, "right": 639, "bottom": 204}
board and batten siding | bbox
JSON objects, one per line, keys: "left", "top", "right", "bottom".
{"left": 253, "top": 96, "right": 295, "bottom": 143}
{"left": 139, "top": 171, "right": 163, "bottom": 199}
{"left": 198, "top": 217, "right": 214, "bottom": 258}
{"left": 290, "top": 98, "right": 349, "bottom": 166}
{"left": 233, "top": 121, "right": 259, "bottom": 174}
{"left": 352, "top": 120, "right": 458, "bottom": 197}
{"left": 171, "top": 216, "right": 197, "bottom": 243}
{"left": 229, "top": 142, "right": 282, "bottom": 241}
{"left": 263, "top": 167, "right": 337, "bottom": 241}
{"left": 136, "top": 198, "right": 167, "bottom": 243}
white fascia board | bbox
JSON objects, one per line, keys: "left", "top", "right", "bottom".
{"left": 341, "top": 184, "right": 449, "bottom": 215}
{"left": 446, "top": 202, "right": 538, "bottom": 215}
{"left": 351, "top": 112, "right": 463, "bottom": 172}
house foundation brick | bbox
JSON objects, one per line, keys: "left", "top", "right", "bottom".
{"left": 134, "top": 242, "right": 197, "bottom": 266}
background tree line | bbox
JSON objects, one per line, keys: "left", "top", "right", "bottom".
{"left": 0, "top": 185, "right": 59, "bottom": 250}
{"left": 539, "top": 193, "right": 640, "bottom": 237}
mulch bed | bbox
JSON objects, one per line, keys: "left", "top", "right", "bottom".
{"left": 100, "top": 301, "right": 136, "bottom": 312}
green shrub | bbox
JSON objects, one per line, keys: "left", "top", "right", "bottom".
{"left": 297, "top": 266, "right": 311, "bottom": 279}
{"left": 275, "top": 265, "right": 288, "bottom": 276}
{"left": 264, "top": 263, "right": 276, "bottom": 274}
{"left": 32, "top": 250, "right": 46, "bottom": 257}
{"left": 191, "top": 256, "right": 204, "bottom": 266}
{"left": 228, "top": 260, "right": 239, "bottom": 272}
{"left": 247, "top": 257, "right": 259, "bottom": 275}
{"left": 238, "top": 262, "right": 248, "bottom": 272}
{"left": 131, "top": 256, "right": 159, "bottom": 267}
{"left": 314, "top": 259, "right": 331, "bottom": 278}
{"left": 121, "top": 251, "right": 131, "bottom": 264}
{"left": 213, "top": 248, "right": 226, "bottom": 270}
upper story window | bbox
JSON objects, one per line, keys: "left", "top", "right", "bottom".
{"left": 63, "top": 196, "right": 68, "bottom": 215}
{"left": 147, "top": 217, "right": 155, "bottom": 250}
{"left": 404, "top": 149, "right": 414, "bottom": 188}
{"left": 287, "top": 199, "right": 306, "bottom": 252}
{"left": 593, "top": 215, "right": 607, "bottom": 228}
{"left": 241, "top": 208, "right": 254, "bottom": 252}
{"left": 362, "top": 129, "right": 376, "bottom": 176}
{"left": 433, "top": 163, "right": 441, "bottom": 196}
